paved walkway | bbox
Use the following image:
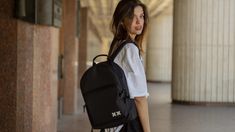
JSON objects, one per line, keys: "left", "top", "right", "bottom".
{"left": 58, "top": 83, "right": 235, "bottom": 132}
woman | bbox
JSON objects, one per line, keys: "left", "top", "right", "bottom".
{"left": 107, "top": 0, "right": 151, "bottom": 131}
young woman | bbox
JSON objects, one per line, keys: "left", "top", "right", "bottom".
{"left": 106, "top": 0, "right": 151, "bottom": 131}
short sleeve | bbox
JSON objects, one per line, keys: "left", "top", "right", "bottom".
{"left": 114, "top": 43, "right": 149, "bottom": 98}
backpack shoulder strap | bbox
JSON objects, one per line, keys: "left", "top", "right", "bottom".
{"left": 109, "top": 40, "right": 139, "bottom": 61}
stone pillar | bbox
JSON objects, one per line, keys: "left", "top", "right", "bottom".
{"left": 77, "top": 7, "right": 88, "bottom": 113}
{"left": 101, "top": 37, "right": 110, "bottom": 54}
{"left": 62, "top": 0, "right": 78, "bottom": 114}
{"left": 146, "top": 5, "right": 173, "bottom": 82}
{"left": 0, "top": 0, "right": 18, "bottom": 131}
{"left": 17, "top": 19, "right": 59, "bottom": 132}
{"left": 172, "top": 0, "right": 235, "bottom": 103}
{"left": 31, "top": 26, "right": 59, "bottom": 132}
{"left": 78, "top": 7, "right": 88, "bottom": 79}
{"left": 87, "top": 29, "right": 101, "bottom": 65}
{"left": 0, "top": 0, "right": 59, "bottom": 131}
{"left": 16, "top": 21, "right": 34, "bottom": 132}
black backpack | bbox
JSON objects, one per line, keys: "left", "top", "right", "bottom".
{"left": 80, "top": 42, "right": 137, "bottom": 129}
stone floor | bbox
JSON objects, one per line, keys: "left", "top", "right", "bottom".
{"left": 58, "top": 83, "right": 235, "bottom": 132}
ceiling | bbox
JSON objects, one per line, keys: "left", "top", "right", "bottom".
{"left": 80, "top": 0, "right": 173, "bottom": 41}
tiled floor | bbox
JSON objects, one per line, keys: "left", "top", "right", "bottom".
{"left": 58, "top": 83, "right": 235, "bottom": 132}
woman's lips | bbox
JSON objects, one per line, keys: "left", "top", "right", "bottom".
{"left": 135, "top": 26, "right": 142, "bottom": 30}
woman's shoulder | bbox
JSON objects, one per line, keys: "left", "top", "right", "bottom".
{"left": 122, "top": 42, "right": 139, "bottom": 52}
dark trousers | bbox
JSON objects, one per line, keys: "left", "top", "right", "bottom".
{"left": 120, "top": 117, "right": 143, "bottom": 132}
{"left": 100, "top": 117, "right": 143, "bottom": 132}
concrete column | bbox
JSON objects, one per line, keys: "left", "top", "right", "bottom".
{"left": 0, "top": 0, "right": 59, "bottom": 131}
{"left": 0, "top": 1, "right": 18, "bottom": 131}
{"left": 146, "top": 6, "right": 173, "bottom": 82}
{"left": 172, "top": 0, "right": 235, "bottom": 103}
{"left": 31, "top": 26, "right": 59, "bottom": 132}
{"left": 101, "top": 37, "right": 110, "bottom": 54}
{"left": 77, "top": 7, "right": 88, "bottom": 114}
{"left": 87, "top": 29, "right": 101, "bottom": 65}
{"left": 78, "top": 7, "right": 88, "bottom": 78}
{"left": 63, "top": 0, "right": 78, "bottom": 114}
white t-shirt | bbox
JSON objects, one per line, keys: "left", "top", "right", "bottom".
{"left": 114, "top": 43, "right": 149, "bottom": 98}
{"left": 103, "top": 43, "right": 149, "bottom": 132}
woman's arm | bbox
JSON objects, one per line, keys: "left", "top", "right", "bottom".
{"left": 134, "top": 96, "right": 151, "bottom": 132}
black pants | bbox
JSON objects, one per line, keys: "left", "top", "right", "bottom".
{"left": 120, "top": 117, "right": 143, "bottom": 132}
{"left": 100, "top": 117, "right": 143, "bottom": 132}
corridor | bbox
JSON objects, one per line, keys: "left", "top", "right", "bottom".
{"left": 1, "top": 0, "right": 235, "bottom": 131}
{"left": 58, "top": 83, "right": 235, "bottom": 132}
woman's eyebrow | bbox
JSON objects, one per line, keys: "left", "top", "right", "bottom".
{"left": 134, "top": 12, "right": 144, "bottom": 16}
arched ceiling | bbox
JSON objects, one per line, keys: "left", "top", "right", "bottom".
{"left": 80, "top": 0, "right": 173, "bottom": 41}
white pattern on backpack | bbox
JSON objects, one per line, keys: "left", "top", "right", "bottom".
{"left": 112, "top": 111, "right": 121, "bottom": 117}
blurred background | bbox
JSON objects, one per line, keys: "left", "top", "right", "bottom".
{"left": 1, "top": 0, "right": 235, "bottom": 132}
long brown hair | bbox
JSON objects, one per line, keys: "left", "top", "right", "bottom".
{"left": 108, "top": 0, "right": 149, "bottom": 56}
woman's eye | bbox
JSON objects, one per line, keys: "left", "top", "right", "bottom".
{"left": 140, "top": 15, "right": 144, "bottom": 19}
{"left": 133, "top": 16, "right": 138, "bottom": 20}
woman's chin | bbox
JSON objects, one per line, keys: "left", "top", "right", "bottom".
{"left": 136, "top": 31, "right": 142, "bottom": 35}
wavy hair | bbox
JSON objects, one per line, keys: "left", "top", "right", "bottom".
{"left": 108, "top": 0, "right": 149, "bottom": 56}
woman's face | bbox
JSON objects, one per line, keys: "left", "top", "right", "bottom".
{"left": 129, "top": 6, "right": 145, "bottom": 39}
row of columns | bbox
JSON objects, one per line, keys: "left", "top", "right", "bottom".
{"left": 0, "top": 0, "right": 88, "bottom": 131}
{"left": 86, "top": 0, "right": 235, "bottom": 104}
{"left": 172, "top": 0, "right": 235, "bottom": 103}
{"left": 0, "top": 0, "right": 59, "bottom": 131}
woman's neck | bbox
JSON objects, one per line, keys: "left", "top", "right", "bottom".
{"left": 129, "top": 33, "right": 136, "bottom": 40}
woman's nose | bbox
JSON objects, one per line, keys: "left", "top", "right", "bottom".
{"left": 136, "top": 18, "right": 140, "bottom": 24}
